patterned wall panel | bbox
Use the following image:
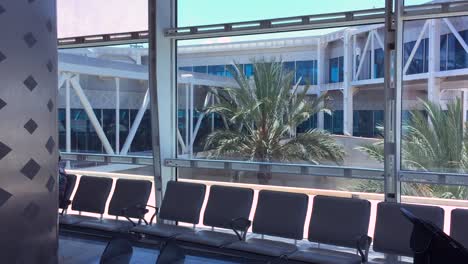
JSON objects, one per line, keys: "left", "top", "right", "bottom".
{"left": 0, "top": 0, "right": 58, "bottom": 263}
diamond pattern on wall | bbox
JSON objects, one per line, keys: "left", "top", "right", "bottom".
{"left": 45, "top": 175, "right": 55, "bottom": 192}
{"left": 0, "top": 0, "right": 57, "bottom": 261}
{"left": 46, "top": 20, "right": 52, "bottom": 33}
{"left": 0, "top": 141, "right": 12, "bottom": 160}
{"left": 0, "top": 188, "right": 12, "bottom": 207}
{"left": 22, "top": 202, "right": 40, "bottom": 219}
{"left": 0, "top": 51, "right": 5, "bottom": 63}
{"left": 20, "top": 159, "right": 40, "bottom": 180}
{"left": 24, "top": 119, "right": 38, "bottom": 134}
{"left": 23, "top": 32, "right": 37, "bottom": 48}
{"left": 47, "top": 99, "right": 54, "bottom": 112}
{"left": 23, "top": 75, "right": 38, "bottom": 91}
{"left": 46, "top": 60, "right": 53, "bottom": 72}
{"left": 45, "top": 137, "right": 54, "bottom": 154}
{"left": 0, "top": 98, "right": 6, "bottom": 110}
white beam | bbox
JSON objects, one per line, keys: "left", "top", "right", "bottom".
{"left": 316, "top": 38, "right": 325, "bottom": 130}
{"left": 403, "top": 20, "right": 429, "bottom": 75}
{"left": 69, "top": 76, "right": 115, "bottom": 155}
{"left": 371, "top": 30, "right": 375, "bottom": 79}
{"left": 355, "top": 31, "right": 373, "bottom": 81}
{"left": 65, "top": 78, "right": 71, "bottom": 153}
{"left": 177, "top": 129, "right": 187, "bottom": 154}
{"left": 428, "top": 19, "right": 441, "bottom": 103}
{"left": 58, "top": 62, "right": 148, "bottom": 80}
{"left": 374, "top": 30, "right": 385, "bottom": 50}
{"left": 343, "top": 31, "right": 354, "bottom": 136}
{"left": 443, "top": 18, "right": 468, "bottom": 55}
{"left": 115, "top": 78, "right": 120, "bottom": 154}
{"left": 120, "top": 89, "right": 150, "bottom": 155}
{"left": 190, "top": 93, "right": 212, "bottom": 149}
{"left": 58, "top": 73, "right": 67, "bottom": 91}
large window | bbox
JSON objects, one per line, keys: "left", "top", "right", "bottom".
{"left": 176, "top": 27, "right": 386, "bottom": 190}
{"left": 400, "top": 16, "right": 468, "bottom": 201}
{"left": 58, "top": 44, "right": 153, "bottom": 175}
{"left": 329, "top": 56, "right": 344, "bottom": 83}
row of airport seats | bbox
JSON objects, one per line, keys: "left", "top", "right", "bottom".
{"left": 59, "top": 176, "right": 468, "bottom": 264}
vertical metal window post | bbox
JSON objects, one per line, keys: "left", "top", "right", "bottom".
{"left": 383, "top": 0, "right": 402, "bottom": 203}
{"left": 149, "top": 0, "right": 177, "bottom": 209}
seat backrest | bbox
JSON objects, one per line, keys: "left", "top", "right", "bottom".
{"left": 59, "top": 174, "right": 77, "bottom": 209}
{"left": 108, "top": 179, "right": 152, "bottom": 218}
{"left": 158, "top": 181, "right": 206, "bottom": 224}
{"left": 450, "top": 208, "right": 468, "bottom": 249}
{"left": 203, "top": 185, "right": 254, "bottom": 229}
{"left": 373, "top": 202, "right": 444, "bottom": 257}
{"left": 308, "top": 195, "right": 371, "bottom": 248}
{"left": 71, "top": 176, "right": 113, "bottom": 214}
{"left": 252, "top": 190, "right": 308, "bottom": 240}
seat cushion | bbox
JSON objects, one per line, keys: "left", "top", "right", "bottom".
{"left": 131, "top": 223, "right": 195, "bottom": 238}
{"left": 177, "top": 230, "right": 240, "bottom": 247}
{"left": 59, "top": 214, "right": 99, "bottom": 225}
{"left": 226, "top": 238, "right": 298, "bottom": 257}
{"left": 289, "top": 247, "right": 362, "bottom": 264}
{"left": 75, "top": 219, "right": 135, "bottom": 232}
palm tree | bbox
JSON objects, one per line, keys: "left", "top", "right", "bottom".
{"left": 203, "top": 59, "right": 345, "bottom": 184}
{"left": 357, "top": 98, "right": 468, "bottom": 198}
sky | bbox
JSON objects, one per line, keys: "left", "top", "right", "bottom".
{"left": 58, "top": 0, "right": 429, "bottom": 43}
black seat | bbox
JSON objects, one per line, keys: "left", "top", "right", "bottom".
{"left": 176, "top": 185, "right": 254, "bottom": 248}
{"left": 76, "top": 179, "right": 153, "bottom": 233}
{"left": 224, "top": 190, "right": 308, "bottom": 259}
{"left": 59, "top": 174, "right": 77, "bottom": 213}
{"left": 288, "top": 195, "right": 371, "bottom": 264}
{"left": 450, "top": 208, "right": 468, "bottom": 249}
{"left": 372, "top": 202, "right": 444, "bottom": 258}
{"left": 131, "top": 181, "right": 206, "bottom": 239}
{"left": 59, "top": 176, "right": 113, "bottom": 226}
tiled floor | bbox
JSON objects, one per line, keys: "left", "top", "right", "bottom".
{"left": 59, "top": 235, "right": 239, "bottom": 264}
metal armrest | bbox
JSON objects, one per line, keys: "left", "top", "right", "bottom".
{"left": 132, "top": 204, "right": 158, "bottom": 225}
{"left": 120, "top": 204, "right": 152, "bottom": 226}
{"left": 229, "top": 217, "right": 251, "bottom": 241}
{"left": 356, "top": 235, "right": 372, "bottom": 263}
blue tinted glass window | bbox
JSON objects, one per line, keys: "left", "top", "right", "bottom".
{"left": 296, "top": 60, "right": 317, "bottom": 85}
{"left": 243, "top": 64, "right": 254, "bottom": 78}
{"left": 440, "top": 34, "right": 448, "bottom": 71}
{"left": 445, "top": 30, "right": 468, "bottom": 70}
{"left": 225, "top": 65, "right": 237, "bottom": 78}
{"left": 374, "top": 48, "right": 384, "bottom": 78}
{"left": 179, "top": 66, "right": 193, "bottom": 72}
{"left": 353, "top": 110, "right": 373, "bottom": 137}
{"left": 208, "top": 65, "right": 225, "bottom": 76}
{"left": 193, "top": 66, "right": 207, "bottom": 74}
{"left": 332, "top": 110, "right": 344, "bottom": 134}
{"left": 329, "top": 57, "right": 344, "bottom": 83}
{"left": 403, "top": 38, "right": 428, "bottom": 74}
{"left": 283, "top": 61, "right": 296, "bottom": 84}
{"left": 324, "top": 112, "right": 333, "bottom": 133}
{"left": 297, "top": 113, "right": 317, "bottom": 133}
{"left": 373, "top": 110, "right": 384, "bottom": 137}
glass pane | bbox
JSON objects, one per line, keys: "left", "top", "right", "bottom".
{"left": 58, "top": 44, "right": 152, "bottom": 157}
{"left": 400, "top": 16, "right": 468, "bottom": 235}
{"left": 176, "top": 25, "right": 387, "bottom": 188}
{"left": 177, "top": 0, "right": 387, "bottom": 27}
{"left": 57, "top": 0, "right": 148, "bottom": 38}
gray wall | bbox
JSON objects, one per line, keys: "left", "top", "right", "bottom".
{"left": 0, "top": 1, "right": 58, "bottom": 263}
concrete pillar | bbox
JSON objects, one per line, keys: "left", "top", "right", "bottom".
{"left": 343, "top": 31, "right": 354, "bottom": 136}
{"left": 428, "top": 19, "right": 441, "bottom": 103}
{"left": 0, "top": 1, "right": 58, "bottom": 262}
